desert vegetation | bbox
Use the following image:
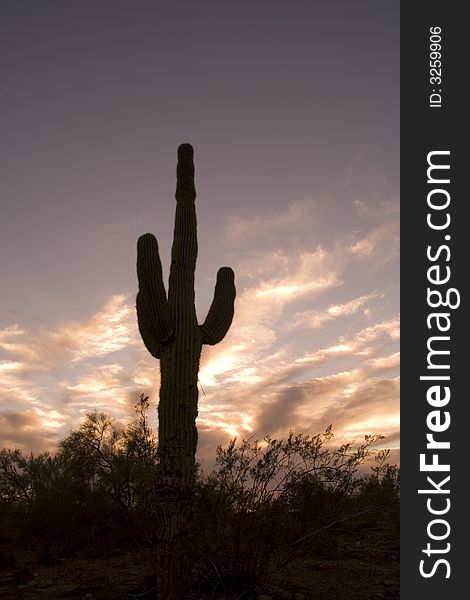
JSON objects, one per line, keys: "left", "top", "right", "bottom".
{"left": 0, "top": 396, "right": 399, "bottom": 599}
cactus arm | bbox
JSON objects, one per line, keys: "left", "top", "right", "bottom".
{"left": 200, "top": 266, "right": 236, "bottom": 345}
{"left": 136, "top": 233, "right": 173, "bottom": 357}
{"left": 168, "top": 143, "right": 198, "bottom": 316}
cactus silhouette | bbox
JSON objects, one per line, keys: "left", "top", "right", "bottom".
{"left": 136, "top": 143, "right": 236, "bottom": 548}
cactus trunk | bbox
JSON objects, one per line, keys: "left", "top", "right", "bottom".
{"left": 136, "top": 144, "right": 235, "bottom": 597}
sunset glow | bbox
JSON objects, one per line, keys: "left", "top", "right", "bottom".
{"left": 0, "top": 2, "right": 399, "bottom": 468}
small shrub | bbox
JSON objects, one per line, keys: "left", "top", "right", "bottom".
{"left": 189, "top": 428, "right": 398, "bottom": 595}
{"left": 0, "top": 410, "right": 399, "bottom": 595}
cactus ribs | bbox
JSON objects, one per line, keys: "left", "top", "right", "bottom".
{"left": 136, "top": 144, "right": 235, "bottom": 597}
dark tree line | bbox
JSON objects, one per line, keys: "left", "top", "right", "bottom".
{"left": 0, "top": 396, "right": 398, "bottom": 596}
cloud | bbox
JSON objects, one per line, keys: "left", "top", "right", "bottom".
{"left": 0, "top": 409, "right": 65, "bottom": 452}
{"left": 365, "top": 352, "right": 400, "bottom": 371}
{"left": 0, "top": 294, "right": 139, "bottom": 371}
{"left": 196, "top": 318, "right": 399, "bottom": 467}
{"left": 225, "top": 197, "right": 317, "bottom": 244}
{"left": 0, "top": 357, "right": 41, "bottom": 408}
{"left": 69, "top": 294, "right": 139, "bottom": 360}
{"left": 254, "top": 371, "right": 399, "bottom": 449}
{"left": 0, "top": 360, "right": 28, "bottom": 374}
{"left": 347, "top": 221, "right": 399, "bottom": 262}
{"left": 353, "top": 196, "right": 399, "bottom": 219}
{"left": 196, "top": 372, "right": 400, "bottom": 469}
{"left": 196, "top": 303, "right": 399, "bottom": 464}
{"left": 291, "top": 291, "right": 383, "bottom": 330}
{"left": 62, "top": 364, "right": 130, "bottom": 400}
{"left": 59, "top": 360, "right": 160, "bottom": 418}
{"left": 295, "top": 317, "right": 399, "bottom": 366}
{"left": 199, "top": 244, "right": 345, "bottom": 387}
{"left": 198, "top": 217, "right": 399, "bottom": 460}
{"left": 0, "top": 295, "right": 155, "bottom": 451}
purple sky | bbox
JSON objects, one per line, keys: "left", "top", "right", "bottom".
{"left": 0, "top": 1, "right": 399, "bottom": 467}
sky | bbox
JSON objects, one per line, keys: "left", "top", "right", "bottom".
{"left": 0, "top": 1, "right": 399, "bottom": 468}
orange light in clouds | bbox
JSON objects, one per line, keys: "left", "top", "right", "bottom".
{"left": 256, "top": 285, "right": 301, "bottom": 298}
{"left": 0, "top": 360, "right": 24, "bottom": 372}
{"left": 198, "top": 413, "right": 254, "bottom": 439}
{"left": 37, "top": 409, "right": 66, "bottom": 430}
{"left": 199, "top": 352, "right": 240, "bottom": 386}
{"left": 341, "top": 415, "right": 400, "bottom": 440}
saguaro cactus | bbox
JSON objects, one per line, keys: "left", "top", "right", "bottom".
{"left": 136, "top": 143, "right": 235, "bottom": 548}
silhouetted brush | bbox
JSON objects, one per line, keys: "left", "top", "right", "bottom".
{"left": 136, "top": 143, "right": 235, "bottom": 542}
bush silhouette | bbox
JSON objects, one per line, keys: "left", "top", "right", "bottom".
{"left": 189, "top": 428, "right": 398, "bottom": 594}
{"left": 0, "top": 395, "right": 159, "bottom": 551}
{"left": 0, "top": 404, "right": 398, "bottom": 596}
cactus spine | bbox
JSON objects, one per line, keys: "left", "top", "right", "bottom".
{"left": 136, "top": 144, "right": 235, "bottom": 544}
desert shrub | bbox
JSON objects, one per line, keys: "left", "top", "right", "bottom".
{"left": 190, "top": 427, "right": 399, "bottom": 595}
{"left": 357, "top": 448, "right": 400, "bottom": 505}
{"left": 0, "top": 410, "right": 399, "bottom": 593}
{"left": 0, "top": 395, "right": 160, "bottom": 551}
